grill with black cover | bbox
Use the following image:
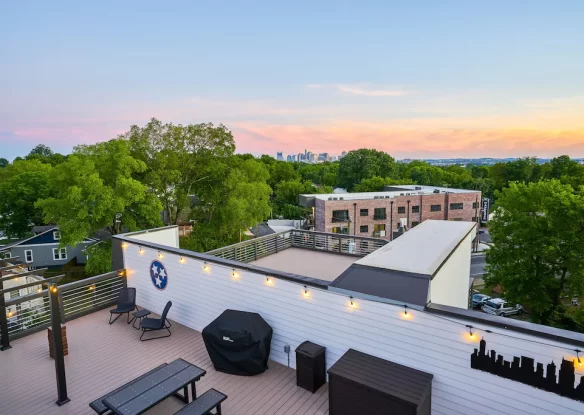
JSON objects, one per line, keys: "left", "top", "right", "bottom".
{"left": 202, "top": 309, "right": 273, "bottom": 376}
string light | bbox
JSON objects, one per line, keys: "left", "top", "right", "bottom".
{"left": 121, "top": 242, "right": 128, "bottom": 249}
{"left": 349, "top": 296, "right": 356, "bottom": 308}
{"left": 577, "top": 350, "right": 583, "bottom": 367}
{"left": 303, "top": 286, "right": 309, "bottom": 297}
{"left": 157, "top": 251, "right": 164, "bottom": 259}
{"left": 231, "top": 269, "right": 239, "bottom": 279}
{"left": 466, "top": 325, "right": 476, "bottom": 340}
{"left": 139, "top": 246, "right": 144, "bottom": 255}
{"left": 88, "top": 284, "right": 96, "bottom": 291}
{"left": 203, "top": 262, "right": 209, "bottom": 271}
{"left": 402, "top": 305, "right": 409, "bottom": 318}
{"left": 266, "top": 276, "right": 273, "bottom": 285}
{"left": 7, "top": 310, "right": 13, "bottom": 318}
{"left": 180, "top": 256, "right": 185, "bottom": 264}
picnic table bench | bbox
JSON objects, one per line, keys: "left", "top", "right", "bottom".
{"left": 90, "top": 359, "right": 206, "bottom": 415}
{"left": 174, "top": 388, "right": 227, "bottom": 415}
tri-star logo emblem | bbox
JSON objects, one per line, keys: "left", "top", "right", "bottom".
{"left": 150, "top": 260, "right": 168, "bottom": 290}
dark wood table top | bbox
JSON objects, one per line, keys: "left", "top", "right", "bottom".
{"left": 104, "top": 358, "right": 206, "bottom": 415}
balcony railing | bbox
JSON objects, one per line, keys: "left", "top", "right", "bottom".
{"left": 206, "top": 229, "right": 388, "bottom": 263}
{"left": 2, "top": 270, "right": 125, "bottom": 341}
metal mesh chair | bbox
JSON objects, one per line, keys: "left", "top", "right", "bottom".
{"left": 140, "top": 301, "right": 173, "bottom": 341}
{"left": 109, "top": 287, "right": 137, "bottom": 324}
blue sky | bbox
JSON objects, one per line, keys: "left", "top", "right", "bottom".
{"left": 1, "top": 1, "right": 583, "bottom": 160}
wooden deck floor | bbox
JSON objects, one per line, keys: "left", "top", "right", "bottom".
{"left": 0, "top": 308, "right": 329, "bottom": 415}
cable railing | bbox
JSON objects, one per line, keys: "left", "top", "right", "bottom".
{"left": 2, "top": 270, "right": 125, "bottom": 341}
{"left": 206, "top": 229, "right": 388, "bottom": 263}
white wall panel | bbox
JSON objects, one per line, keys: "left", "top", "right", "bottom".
{"left": 123, "top": 242, "right": 584, "bottom": 415}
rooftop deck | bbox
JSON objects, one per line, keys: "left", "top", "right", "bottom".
{"left": 249, "top": 248, "right": 356, "bottom": 282}
{"left": 0, "top": 308, "right": 329, "bottom": 415}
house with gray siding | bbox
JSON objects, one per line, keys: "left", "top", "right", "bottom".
{"left": 0, "top": 227, "right": 97, "bottom": 269}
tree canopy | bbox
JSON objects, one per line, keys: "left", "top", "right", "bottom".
{"left": 338, "top": 149, "right": 397, "bottom": 190}
{"left": 36, "top": 139, "right": 163, "bottom": 246}
{"left": 485, "top": 180, "right": 584, "bottom": 325}
{"left": 125, "top": 118, "right": 236, "bottom": 225}
{"left": 0, "top": 159, "right": 53, "bottom": 237}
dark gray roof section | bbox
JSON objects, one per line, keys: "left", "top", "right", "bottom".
{"left": 330, "top": 264, "right": 430, "bottom": 307}
{"left": 250, "top": 223, "right": 276, "bottom": 237}
{"left": 32, "top": 225, "right": 57, "bottom": 234}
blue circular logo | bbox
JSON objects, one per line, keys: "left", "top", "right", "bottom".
{"left": 150, "top": 260, "right": 168, "bottom": 290}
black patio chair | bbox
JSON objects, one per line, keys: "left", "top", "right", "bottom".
{"left": 140, "top": 301, "right": 173, "bottom": 341}
{"left": 109, "top": 287, "right": 137, "bottom": 324}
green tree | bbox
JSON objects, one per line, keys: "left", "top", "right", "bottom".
{"left": 262, "top": 159, "right": 300, "bottom": 189}
{"left": 0, "top": 160, "right": 52, "bottom": 237}
{"left": 186, "top": 156, "right": 272, "bottom": 248}
{"left": 353, "top": 177, "right": 412, "bottom": 192}
{"left": 85, "top": 242, "right": 112, "bottom": 276}
{"left": 338, "top": 149, "right": 397, "bottom": 190}
{"left": 125, "top": 118, "right": 236, "bottom": 225}
{"left": 28, "top": 144, "right": 53, "bottom": 157}
{"left": 485, "top": 180, "right": 584, "bottom": 325}
{"left": 0, "top": 158, "right": 8, "bottom": 168}
{"left": 36, "top": 139, "right": 163, "bottom": 246}
{"left": 272, "top": 180, "right": 332, "bottom": 218}
{"left": 548, "top": 155, "right": 584, "bottom": 188}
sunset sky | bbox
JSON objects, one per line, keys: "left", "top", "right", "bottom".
{"left": 2, "top": 1, "right": 583, "bottom": 160}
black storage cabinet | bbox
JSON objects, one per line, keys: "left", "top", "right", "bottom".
{"left": 295, "top": 341, "right": 326, "bottom": 393}
{"left": 328, "top": 349, "right": 433, "bottom": 415}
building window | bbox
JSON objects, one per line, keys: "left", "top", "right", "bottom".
{"left": 53, "top": 231, "right": 61, "bottom": 240}
{"left": 373, "top": 208, "right": 386, "bottom": 220}
{"left": 24, "top": 250, "right": 33, "bottom": 263}
{"left": 472, "top": 202, "right": 479, "bottom": 209}
{"left": 450, "top": 218, "right": 463, "bottom": 221}
{"left": 373, "top": 224, "right": 386, "bottom": 236}
{"left": 450, "top": 203, "right": 464, "bottom": 210}
{"left": 411, "top": 205, "right": 420, "bottom": 213}
{"left": 332, "top": 210, "right": 349, "bottom": 223}
{"left": 332, "top": 227, "right": 349, "bottom": 234}
{"left": 360, "top": 225, "right": 369, "bottom": 233}
{"left": 53, "top": 248, "right": 67, "bottom": 260}
{"left": 359, "top": 208, "right": 369, "bottom": 217}
{"left": 430, "top": 204, "right": 441, "bottom": 212}
{"left": 2, "top": 251, "right": 11, "bottom": 259}
{"left": 412, "top": 221, "right": 420, "bottom": 227}
{"left": 397, "top": 206, "right": 405, "bottom": 214}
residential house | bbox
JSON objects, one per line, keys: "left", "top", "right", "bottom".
{"left": 0, "top": 226, "right": 97, "bottom": 269}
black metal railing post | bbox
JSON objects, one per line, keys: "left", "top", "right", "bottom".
{"left": 0, "top": 277, "right": 11, "bottom": 350}
{"left": 49, "top": 284, "right": 70, "bottom": 406}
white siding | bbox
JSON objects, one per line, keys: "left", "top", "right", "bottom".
{"left": 123, "top": 242, "right": 584, "bottom": 415}
{"left": 429, "top": 232, "right": 472, "bottom": 309}
{"left": 127, "top": 227, "right": 179, "bottom": 248}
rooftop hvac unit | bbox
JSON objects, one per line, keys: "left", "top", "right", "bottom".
{"left": 333, "top": 197, "right": 338, "bottom": 200}
{"left": 433, "top": 189, "right": 440, "bottom": 193}
{"left": 373, "top": 196, "right": 380, "bottom": 199}
{"left": 415, "top": 186, "right": 422, "bottom": 190}
{"left": 328, "top": 197, "right": 333, "bottom": 200}
{"left": 339, "top": 197, "right": 344, "bottom": 200}
{"left": 385, "top": 196, "right": 390, "bottom": 199}
{"left": 379, "top": 230, "right": 386, "bottom": 237}
{"left": 400, "top": 193, "right": 404, "bottom": 196}
{"left": 348, "top": 242, "right": 356, "bottom": 254}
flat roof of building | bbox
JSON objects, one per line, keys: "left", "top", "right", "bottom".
{"left": 249, "top": 247, "right": 357, "bottom": 282}
{"left": 300, "top": 185, "right": 477, "bottom": 202}
{"left": 353, "top": 220, "right": 476, "bottom": 277}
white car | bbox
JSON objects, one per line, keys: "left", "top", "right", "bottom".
{"left": 482, "top": 298, "right": 524, "bottom": 317}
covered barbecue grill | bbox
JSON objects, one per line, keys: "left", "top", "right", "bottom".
{"left": 202, "top": 309, "right": 273, "bottom": 376}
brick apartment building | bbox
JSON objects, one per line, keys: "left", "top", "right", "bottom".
{"left": 299, "top": 185, "right": 481, "bottom": 240}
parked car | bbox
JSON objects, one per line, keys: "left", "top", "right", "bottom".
{"left": 482, "top": 298, "right": 524, "bottom": 317}
{"left": 472, "top": 294, "right": 491, "bottom": 309}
